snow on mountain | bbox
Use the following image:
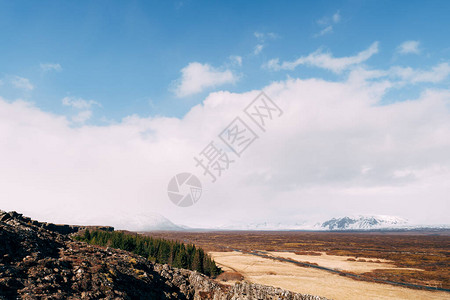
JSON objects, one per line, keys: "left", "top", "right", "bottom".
{"left": 108, "top": 214, "right": 445, "bottom": 232}
{"left": 214, "top": 215, "right": 414, "bottom": 231}
{"left": 320, "top": 215, "right": 408, "bottom": 230}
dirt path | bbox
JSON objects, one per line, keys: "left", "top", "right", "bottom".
{"left": 210, "top": 251, "right": 449, "bottom": 300}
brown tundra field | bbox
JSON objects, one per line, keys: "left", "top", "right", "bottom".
{"left": 143, "top": 230, "right": 450, "bottom": 300}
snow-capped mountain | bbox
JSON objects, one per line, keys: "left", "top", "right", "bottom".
{"left": 213, "top": 215, "right": 414, "bottom": 231}
{"left": 107, "top": 214, "right": 445, "bottom": 232}
{"left": 320, "top": 215, "right": 408, "bottom": 230}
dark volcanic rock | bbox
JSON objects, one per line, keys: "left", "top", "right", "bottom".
{"left": 0, "top": 210, "right": 328, "bottom": 299}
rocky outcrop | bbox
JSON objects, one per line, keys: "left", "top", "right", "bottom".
{"left": 0, "top": 210, "right": 114, "bottom": 235}
{"left": 0, "top": 210, "right": 328, "bottom": 299}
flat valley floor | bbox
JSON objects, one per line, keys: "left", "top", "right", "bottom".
{"left": 144, "top": 230, "right": 450, "bottom": 300}
{"left": 210, "top": 251, "right": 447, "bottom": 300}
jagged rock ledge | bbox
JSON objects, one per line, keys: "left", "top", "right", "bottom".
{"left": 0, "top": 210, "right": 113, "bottom": 235}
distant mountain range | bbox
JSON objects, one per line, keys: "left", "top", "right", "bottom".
{"left": 208, "top": 215, "right": 449, "bottom": 231}
{"left": 320, "top": 215, "right": 408, "bottom": 230}
{"left": 210, "top": 215, "right": 409, "bottom": 231}
{"left": 111, "top": 213, "right": 448, "bottom": 232}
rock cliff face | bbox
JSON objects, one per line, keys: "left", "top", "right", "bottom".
{"left": 0, "top": 210, "right": 327, "bottom": 300}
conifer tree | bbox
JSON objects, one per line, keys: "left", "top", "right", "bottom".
{"left": 74, "top": 230, "right": 221, "bottom": 276}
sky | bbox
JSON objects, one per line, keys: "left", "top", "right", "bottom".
{"left": 0, "top": 0, "right": 449, "bottom": 229}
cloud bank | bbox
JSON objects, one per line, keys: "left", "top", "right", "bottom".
{"left": 1, "top": 68, "right": 449, "bottom": 228}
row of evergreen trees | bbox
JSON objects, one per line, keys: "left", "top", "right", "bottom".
{"left": 74, "top": 230, "right": 221, "bottom": 277}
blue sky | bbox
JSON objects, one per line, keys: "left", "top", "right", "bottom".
{"left": 1, "top": 0, "right": 449, "bottom": 122}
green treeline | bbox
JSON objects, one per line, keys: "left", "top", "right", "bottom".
{"left": 74, "top": 230, "right": 221, "bottom": 277}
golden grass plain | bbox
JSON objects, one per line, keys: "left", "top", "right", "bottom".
{"left": 210, "top": 251, "right": 449, "bottom": 300}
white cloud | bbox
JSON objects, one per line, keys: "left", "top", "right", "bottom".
{"left": 229, "top": 55, "right": 243, "bottom": 67}
{"left": 254, "top": 31, "right": 264, "bottom": 40}
{"left": 332, "top": 11, "right": 341, "bottom": 23}
{"left": 390, "top": 62, "right": 450, "bottom": 83}
{"left": 397, "top": 40, "right": 420, "bottom": 55}
{"left": 71, "top": 110, "right": 92, "bottom": 123}
{"left": 11, "top": 76, "right": 34, "bottom": 91}
{"left": 254, "top": 44, "right": 264, "bottom": 55}
{"left": 62, "top": 96, "right": 100, "bottom": 124}
{"left": 40, "top": 63, "right": 62, "bottom": 72}
{"left": 62, "top": 96, "right": 100, "bottom": 109}
{"left": 253, "top": 31, "right": 278, "bottom": 55}
{"left": 1, "top": 68, "right": 450, "bottom": 228}
{"left": 173, "top": 62, "right": 238, "bottom": 97}
{"left": 315, "top": 25, "right": 333, "bottom": 37}
{"left": 254, "top": 32, "right": 278, "bottom": 41}
{"left": 266, "top": 42, "right": 379, "bottom": 73}
{"left": 315, "top": 10, "right": 341, "bottom": 37}
{"left": 345, "top": 62, "right": 450, "bottom": 87}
